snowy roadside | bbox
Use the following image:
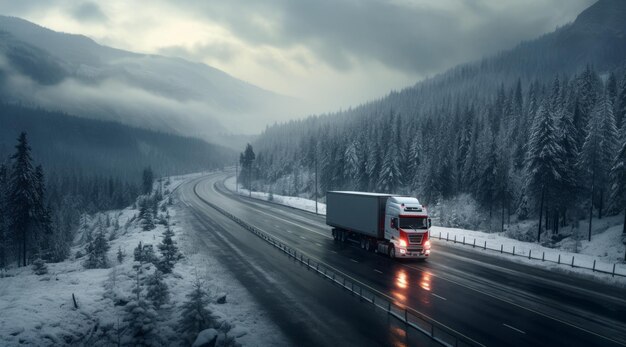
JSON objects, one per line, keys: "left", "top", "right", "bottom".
{"left": 224, "top": 176, "right": 327, "bottom": 215}
{"left": 0, "top": 172, "right": 287, "bottom": 346}
{"left": 223, "top": 176, "right": 626, "bottom": 286}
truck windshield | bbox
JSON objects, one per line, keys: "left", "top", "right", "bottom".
{"left": 399, "top": 217, "right": 427, "bottom": 229}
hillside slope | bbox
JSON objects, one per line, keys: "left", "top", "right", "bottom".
{"left": 0, "top": 103, "right": 234, "bottom": 179}
{"left": 0, "top": 15, "right": 299, "bottom": 141}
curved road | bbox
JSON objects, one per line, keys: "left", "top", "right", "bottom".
{"left": 178, "top": 172, "right": 626, "bottom": 347}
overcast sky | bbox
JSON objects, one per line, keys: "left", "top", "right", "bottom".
{"left": 0, "top": 0, "right": 595, "bottom": 114}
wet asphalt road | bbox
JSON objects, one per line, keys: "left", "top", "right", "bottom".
{"left": 178, "top": 172, "right": 626, "bottom": 347}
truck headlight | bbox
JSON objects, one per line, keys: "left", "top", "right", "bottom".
{"left": 424, "top": 240, "right": 431, "bottom": 249}
{"left": 399, "top": 239, "right": 407, "bottom": 248}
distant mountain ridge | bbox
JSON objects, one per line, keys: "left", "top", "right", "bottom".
{"left": 0, "top": 102, "right": 234, "bottom": 179}
{"left": 0, "top": 15, "right": 300, "bottom": 145}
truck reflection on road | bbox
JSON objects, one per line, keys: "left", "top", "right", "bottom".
{"left": 420, "top": 272, "right": 431, "bottom": 291}
{"left": 396, "top": 269, "right": 408, "bottom": 289}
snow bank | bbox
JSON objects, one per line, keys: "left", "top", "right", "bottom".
{"left": 224, "top": 176, "right": 326, "bottom": 215}
{"left": 431, "top": 224, "right": 626, "bottom": 285}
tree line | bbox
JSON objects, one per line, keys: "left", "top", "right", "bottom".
{"left": 0, "top": 132, "right": 156, "bottom": 268}
{"left": 250, "top": 66, "right": 626, "bottom": 242}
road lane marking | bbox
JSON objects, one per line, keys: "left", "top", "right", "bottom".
{"left": 431, "top": 293, "right": 447, "bottom": 301}
{"left": 350, "top": 259, "right": 359, "bottom": 263}
{"left": 331, "top": 250, "right": 338, "bottom": 254}
{"left": 374, "top": 269, "right": 383, "bottom": 274}
{"left": 503, "top": 323, "right": 526, "bottom": 334}
{"left": 300, "top": 236, "right": 306, "bottom": 240}
{"left": 287, "top": 230, "right": 293, "bottom": 233}
{"left": 316, "top": 243, "right": 323, "bottom": 247}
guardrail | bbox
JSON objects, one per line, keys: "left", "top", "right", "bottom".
{"left": 435, "top": 232, "right": 626, "bottom": 278}
{"left": 194, "top": 182, "right": 484, "bottom": 347}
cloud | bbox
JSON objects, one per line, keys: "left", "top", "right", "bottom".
{"left": 70, "top": 2, "right": 108, "bottom": 23}
{"left": 158, "top": 41, "right": 236, "bottom": 64}
{"left": 171, "top": 0, "right": 595, "bottom": 75}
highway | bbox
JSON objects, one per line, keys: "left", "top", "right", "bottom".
{"left": 178, "top": 172, "right": 626, "bottom": 347}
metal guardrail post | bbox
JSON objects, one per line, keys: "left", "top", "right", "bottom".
{"left": 558, "top": 254, "right": 561, "bottom": 264}
{"left": 500, "top": 244, "right": 503, "bottom": 253}
{"left": 613, "top": 264, "right": 616, "bottom": 277}
{"left": 571, "top": 257, "right": 575, "bottom": 267}
{"left": 592, "top": 260, "right": 596, "bottom": 272}
{"left": 529, "top": 250, "right": 531, "bottom": 259}
{"left": 512, "top": 246, "right": 515, "bottom": 255}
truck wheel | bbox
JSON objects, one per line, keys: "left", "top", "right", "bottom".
{"left": 360, "top": 238, "right": 366, "bottom": 249}
{"left": 365, "top": 240, "right": 372, "bottom": 252}
{"left": 332, "top": 229, "right": 337, "bottom": 241}
{"left": 389, "top": 246, "right": 395, "bottom": 259}
{"left": 340, "top": 230, "right": 346, "bottom": 243}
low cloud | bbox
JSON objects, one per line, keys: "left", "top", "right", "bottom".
{"left": 70, "top": 2, "right": 108, "bottom": 24}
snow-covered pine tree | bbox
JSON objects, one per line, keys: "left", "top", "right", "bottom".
{"left": 609, "top": 138, "right": 626, "bottom": 228}
{"left": 178, "top": 277, "right": 218, "bottom": 345}
{"left": 0, "top": 164, "right": 7, "bottom": 269}
{"left": 117, "top": 246, "right": 125, "bottom": 264}
{"left": 139, "top": 198, "right": 155, "bottom": 231}
{"left": 554, "top": 87, "right": 580, "bottom": 230}
{"left": 142, "top": 167, "right": 154, "bottom": 195}
{"left": 477, "top": 130, "right": 498, "bottom": 220}
{"left": 146, "top": 269, "right": 169, "bottom": 310}
{"left": 377, "top": 144, "right": 402, "bottom": 193}
{"left": 32, "top": 258, "right": 47, "bottom": 275}
{"left": 525, "top": 103, "right": 566, "bottom": 241}
{"left": 124, "top": 268, "right": 162, "bottom": 346}
{"left": 158, "top": 225, "right": 180, "bottom": 273}
{"left": 84, "top": 220, "right": 110, "bottom": 269}
{"left": 616, "top": 74, "right": 626, "bottom": 130}
{"left": 596, "top": 93, "right": 620, "bottom": 219}
{"left": 8, "top": 132, "right": 41, "bottom": 266}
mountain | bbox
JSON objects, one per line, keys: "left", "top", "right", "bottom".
{"left": 0, "top": 15, "right": 299, "bottom": 146}
{"left": 247, "top": 0, "right": 626, "bottom": 232}
{"left": 0, "top": 102, "right": 235, "bottom": 180}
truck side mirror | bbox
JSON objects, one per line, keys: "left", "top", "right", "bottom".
{"left": 428, "top": 218, "right": 432, "bottom": 228}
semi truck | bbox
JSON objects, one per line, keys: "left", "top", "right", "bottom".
{"left": 326, "top": 191, "right": 431, "bottom": 259}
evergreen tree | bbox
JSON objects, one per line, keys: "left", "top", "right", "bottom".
{"left": 616, "top": 74, "right": 626, "bottom": 130}
{"left": 117, "top": 246, "right": 125, "bottom": 264}
{"left": 609, "top": 139, "right": 626, "bottom": 228}
{"left": 146, "top": 269, "right": 169, "bottom": 310}
{"left": 377, "top": 145, "right": 402, "bottom": 193}
{"left": 8, "top": 132, "right": 41, "bottom": 266}
{"left": 0, "top": 164, "right": 7, "bottom": 269}
{"left": 84, "top": 220, "right": 110, "bottom": 269}
{"left": 142, "top": 167, "right": 154, "bottom": 195}
{"left": 158, "top": 225, "right": 180, "bottom": 273}
{"left": 178, "top": 277, "right": 218, "bottom": 345}
{"left": 32, "top": 258, "right": 48, "bottom": 275}
{"left": 239, "top": 144, "right": 256, "bottom": 190}
{"left": 125, "top": 269, "right": 162, "bottom": 346}
{"left": 525, "top": 104, "right": 565, "bottom": 241}
{"left": 139, "top": 198, "right": 155, "bottom": 231}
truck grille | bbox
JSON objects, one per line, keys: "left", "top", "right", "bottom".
{"left": 408, "top": 234, "right": 423, "bottom": 244}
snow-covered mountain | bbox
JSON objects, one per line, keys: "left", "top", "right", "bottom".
{"left": 0, "top": 15, "right": 299, "bottom": 144}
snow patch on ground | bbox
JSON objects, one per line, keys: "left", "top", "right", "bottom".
{"left": 0, "top": 172, "right": 287, "bottom": 346}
